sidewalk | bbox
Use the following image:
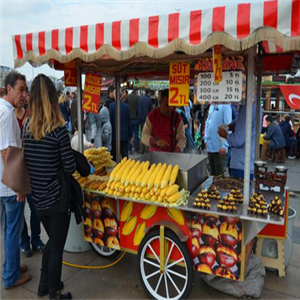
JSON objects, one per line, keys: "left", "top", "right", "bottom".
{"left": 1, "top": 154, "right": 299, "bottom": 300}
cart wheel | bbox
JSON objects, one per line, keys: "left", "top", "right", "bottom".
{"left": 138, "top": 229, "right": 194, "bottom": 300}
{"left": 91, "top": 243, "right": 121, "bottom": 259}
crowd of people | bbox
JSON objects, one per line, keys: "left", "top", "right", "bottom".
{"left": 1, "top": 70, "right": 300, "bottom": 299}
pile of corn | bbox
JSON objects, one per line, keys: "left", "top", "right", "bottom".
{"left": 84, "top": 147, "right": 116, "bottom": 169}
{"left": 105, "top": 157, "right": 189, "bottom": 207}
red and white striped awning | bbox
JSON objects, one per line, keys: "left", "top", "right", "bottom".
{"left": 13, "top": 0, "right": 300, "bottom": 69}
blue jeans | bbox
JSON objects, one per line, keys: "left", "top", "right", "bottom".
{"left": 0, "top": 195, "right": 25, "bottom": 288}
{"left": 21, "top": 194, "right": 43, "bottom": 250}
{"left": 129, "top": 119, "right": 139, "bottom": 152}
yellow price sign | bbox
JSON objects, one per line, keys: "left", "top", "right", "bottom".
{"left": 213, "top": 45, "right": 222, "bottom": 84}
{"left": 82, "top": 73, "right": 102, "bottom": 113}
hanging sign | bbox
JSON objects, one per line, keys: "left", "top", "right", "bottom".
{"left": 169, "top": 62, "right": 190, "bottom": 106}
{"left": 82, "top": 73, "right": 102, "bottom": 113}
{"left": 64, "top": 60, "right": 77, "bottom": 87}
{"left": 213, "top": 45, "right": 222, "bottom": 84}
{"left": 195, "top": 56, "right": 246, "bottom": 103}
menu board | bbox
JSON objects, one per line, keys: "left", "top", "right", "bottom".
{"left": 195, "top": 56, "right": 246, "bottom": 103}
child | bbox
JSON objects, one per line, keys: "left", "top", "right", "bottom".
{"left": 71, "top": 122, "right": 93, "bottom": 151}
{"left": 194, "top": 119, "right": 201, "bottom": 150}
{"left": 100, "top": 106, "right": 112, "bottom": 151}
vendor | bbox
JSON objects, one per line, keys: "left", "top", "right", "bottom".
{"left": 141, "top": 89, "right": 186, "bottom": 152}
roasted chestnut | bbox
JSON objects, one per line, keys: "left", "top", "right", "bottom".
{"left": 215, "top": 266, "right": 236, "bottom": 280}
{"left": 216, "top": 244, "right": 238, "bottom": 268}
{"left": 199, "top": 246, "right": 216, "bottom": 267}
{"left": 219, "top": 222, "right": 238, "bottom": 248}
{"left": 202, "top": 221, "right": 219, "bottom": 247}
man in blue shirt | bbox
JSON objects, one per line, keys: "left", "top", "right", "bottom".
{"left": 204, "top": 103, "right": 232, "bottom": 176}
{"left": 218, "top": 102, "right": 257, "bottom": 180}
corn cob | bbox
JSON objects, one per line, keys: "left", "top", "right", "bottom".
{"left": 142, "top": 186, "right": 149, "bottom": 194}
{"left": 121, "top": 164, "right": 131, "bottom": 185}
{"left": 141, "top": 164, "right": 156, "bottom": 187}
{"left": 140, "top": 193, "right": 146, "bottom": 199}
{"left": 125, "top": 185, "right": 132, "bottom": 193}
{"left": 145, "top": 192, "right": 151, "bottom": 199}
{"left": 160, "top": 187, "right": 168, "bottom": 197}
{"left": 169, "top": 164, "right": 179, "bottom": 186}
{"left": 168, "top": 191, "right": 181, "bottom": 203}
{"left": 154, "top": 163, "right": 167, "bottom": 190}
{"left": 136, "top": 168, "right": 149, "bottom": 187}
{"left": 166, "top": 184, "right": 179, "bottom": 196}
{"left": 114, "top": 181, "right": 121, "bottom": 191}
{"left": 131, "top": 185, "right": 137, "bottom": 193}
{"left": 161, "top": 164, "right": 173, "bottom": 188}
{"left": 142, "top": 161, "right": 150, "bottom": 171}
{"left": 125, "top": 160, "right": 140, "bottom": 186}
{"left": 147, "top": 163, "right": 162, "bottom": 189}
{"left": 135, "top": 186, "right": 142, "bottom": 194}
{"left": 130, "top": 162, "right": 145, "bottom": 185}
{"left": 109, "top": 163, "right": 123, "bottom": 183}
{"left": 115, "top": 159, "right": 132, "bottom": 182}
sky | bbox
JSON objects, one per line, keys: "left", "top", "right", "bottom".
{"left": 0, "top": 0, "right": 263, "bottom": 81}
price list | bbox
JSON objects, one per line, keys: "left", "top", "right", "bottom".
{"left": 197, "top": 71, "right": 243, "bottom": 102}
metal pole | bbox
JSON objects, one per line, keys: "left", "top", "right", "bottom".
{"left": 115, "top": 75, "right": 121, "bottom": 163}
{"left": 76, "top": 59, "right": 83, "bottom": 153}
{"left": 254, "top": 59, "right": 262, "bottom": 160}
{"left": 244, "top": 47, "right": 255, "bottom": 205}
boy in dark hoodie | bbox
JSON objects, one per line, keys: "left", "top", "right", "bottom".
{"left": 100, "top": 106, "right": 112, "bottom": 151}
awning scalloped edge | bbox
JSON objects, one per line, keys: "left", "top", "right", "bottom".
{"left": 14, "top": 27, "right": 300, "bottom": 69}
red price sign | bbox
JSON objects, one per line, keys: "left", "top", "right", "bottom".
{"left": 169, "top": 62, "right": 190, "bottom": 107}
{"left": 213, "top": 45, "right": 222, "bottom": 84}
{"left": 64, "top": 60, "right": 77, "bottom": 87}
{"left": 82, "top": 73, "right": 102, "bottom": 114}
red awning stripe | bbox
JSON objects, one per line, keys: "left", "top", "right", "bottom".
{"left": 112, "top": 21, "right": 121, "bottom": 51}
{"left": 129, "top": 18, "right": 139, "bottom": 47}
{"left": 264, "top": 0, "right": 278, "bottom": 28}
{"left": 212, "top": 6, "right": 225, "bottom": 32}
{"left": 65, "top": 27, "right": 73, "bottom": 54}
{"left": 189, "top": 10, "right": 202, "bottom": 45}
{"left": 291, "top": 0, "right": 300, "bottom": 36}
{"left": 14, "top": 35, "right": 23, "bottom": 59}
{"left": 80, "top": 25, "right": 88, "bottom": 53}
{"left": 26, "top": 33, "right": 33, "bottom": 52}
{"left": 38, "top": 31, "right": 46, "bottom": 56}
{"left": 95, "top": 23, "right": 104, "bottom": 50}
{"left": 51, "top": 29, "right": 59, "bottom": 51}
{"left": 168, "top": 13, "right": 179, "bottom": 42}
{"left": 237, "top": 3, "right": 251, "bottom": 39}
{"left": 148, "top": 16, "right": 159, "bottom": 48}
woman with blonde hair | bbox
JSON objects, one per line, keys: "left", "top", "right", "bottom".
{"left": 58, "top": 93, "right": 71, "bottom": 132}
{"left": 24, "top": 74, "right": 75, "bottom": 299}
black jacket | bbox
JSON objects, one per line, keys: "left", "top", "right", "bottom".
{"left": 58, "top": 150, "right": 90, "bottom": 224}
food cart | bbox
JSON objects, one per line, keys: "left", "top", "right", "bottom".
{"left": 12, "top": 1, "right": 300, "bottom": 299}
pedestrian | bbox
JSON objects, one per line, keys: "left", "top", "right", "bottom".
{"left": 71, "top": 122, "right": 93, "bottom": 151}
{"left": 137, "top": 87, "right": 153, "bottom": 153}
{"left": 100, "top": 106, "right": 112, "bottom": 151}
{"left": 23, "top": 74, "right": 76, "bottom": 299}
{"left": 0, "top": 71, "right": 32, "bottom": 289}
{"left": 193, "top": 120, "right": 201, "bottom": 150}
{"left": 120, "top": 89, "right": 128, "bottom": 102}
{"left": 279, "top": 115, "right": 296, "bottom": 159}
{"left": 260, "top": 115, "right": 286, "bottom": 160}
{"left": 15, "top": 97, "right": 45, "bottom": 258}
{"left": 141, "top": 89, "right": 186, "bottom": 152}
{"left": 204, "top": 103, "right": 232, "bottom": 176}
{"left": 104, "top": 85, "right": 115, "bottom": 110}
{"left": 84, "top": 111, "right": 102, "bottom": 148}
{"left": 125, "top": 86, "right": 140, "bottom": 153}
{"left": 59, "top": 94, "right": 71, "bottom": 132}
{"left": 109, "top": 88, "right": 132, "bottom": 161}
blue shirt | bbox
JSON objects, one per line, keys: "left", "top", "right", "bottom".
{"left": 204, "top": 104, "right": 232, "bottom": 153}
{"left": 227, "top": 102, "right": 257, "bottom": 174}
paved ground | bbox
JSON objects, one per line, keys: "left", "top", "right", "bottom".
{"left": 1, "top": 155, "right": 300, "bottom": 300}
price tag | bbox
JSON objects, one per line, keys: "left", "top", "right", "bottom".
{"left": 82, "top": 73, "right": 102, "bottom": 113}
{"left": 169, "top": 62, "right": 190, "bottom": 106}
{"left": 197, "top": 71, "right": 243, "bottom": 102}
{"left": 64, "top": 60, "right": 77, "bottom": 87}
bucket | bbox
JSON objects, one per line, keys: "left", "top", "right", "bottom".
{"left": 287, "top": 207, "right": 297, "bottom": 238}
{"left": 64, "top": 213, "right": 91, "bottom": 252}
{"left": 261, "top": 206, "right": 296, "bottom": 268}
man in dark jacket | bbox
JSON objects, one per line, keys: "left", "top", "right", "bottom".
{"left": 109, "top": 98, "right": 133, "bottom": 161}
{"left": 104, "top": 85, "right": 115, "bottom": 110}
{"left": 261, "top": 115, "right": 285, "bottom": 160}
{"left": 137, "top": 88, "right": 153, "bottom": 153}
{"left": 125, "top": 86, "right": 140, "bottom": 153}
{"left": 279, "top": 115, "right": 295, "bottom": 159}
